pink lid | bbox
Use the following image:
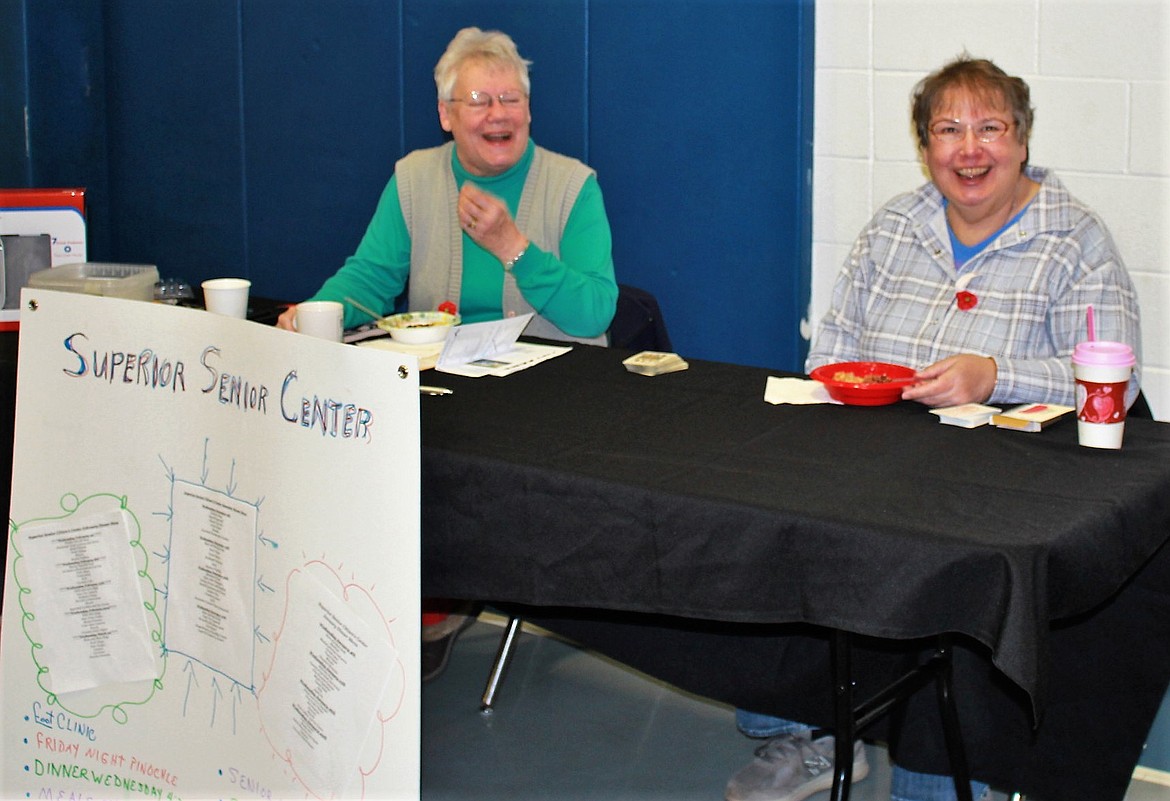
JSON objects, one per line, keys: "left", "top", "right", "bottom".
{"left": 1072, "top": 340, "right": 1136, "bottom": 366}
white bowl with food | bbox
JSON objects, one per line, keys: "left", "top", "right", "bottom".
{"left": 376, "top": 311, "right": 460, "bottom": 344}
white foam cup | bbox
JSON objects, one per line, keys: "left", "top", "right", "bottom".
{"left": 201, "top": 278, "right": 251, "bottom": 319}
{"left": 1072, "top": 340, "right": 1136, "bottom": 449}
{"left": 295, "top": 300, "right": 344, "bottom": 342}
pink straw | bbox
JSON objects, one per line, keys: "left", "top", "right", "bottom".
{"left": 1086, "top": 305, "right": 1096, "bottom": 341}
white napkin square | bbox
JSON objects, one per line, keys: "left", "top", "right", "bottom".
{"left": 764, "top": 376, "right": 841, "bottom": 405}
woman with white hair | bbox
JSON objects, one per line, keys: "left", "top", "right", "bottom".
{"left": 279, "top": 26, "right": 618, "bottom": 343}
{"left": 279, "top": 27, "right": 618, "bottom": 679}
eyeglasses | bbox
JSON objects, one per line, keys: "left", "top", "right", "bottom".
{"left": 446, "top": 90, "right": 528, "bottom": 110}
{"left": 929, "top": 119, "right": 1012, "bottom": 144}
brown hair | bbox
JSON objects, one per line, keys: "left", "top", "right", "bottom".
{"left": 911, "top": 55, "right": 1033, "bottom": 152}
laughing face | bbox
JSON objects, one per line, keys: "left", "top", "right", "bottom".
{"left": 438, "top": 59, "right": 531, "bottom": 177}
{"left": 923, "top": 87, "right": 1029, "bottom": 226}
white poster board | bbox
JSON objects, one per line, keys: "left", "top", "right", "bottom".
{"left": 1, "top": 289, "right": 421, "bottom": 800}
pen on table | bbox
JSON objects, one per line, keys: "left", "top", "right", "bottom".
{"left": 419, "top": 385, "right": 453, "bottom": 396}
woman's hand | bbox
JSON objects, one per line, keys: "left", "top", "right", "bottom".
{"left": 458, "top": 183, "right": 529, "bottom": 265}
{"left": 902, "top": 354, "right": 997, "bottom": 407}
{"left": 276, "top": 305, "right": 298, "bottom": 331}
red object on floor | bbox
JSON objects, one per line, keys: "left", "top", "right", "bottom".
{"left": 423, "top": 598, "right": 461, "bottom": 626}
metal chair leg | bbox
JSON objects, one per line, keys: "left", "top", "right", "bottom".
{"left": 480, "top": 616, "right": 522, "bottom": 713}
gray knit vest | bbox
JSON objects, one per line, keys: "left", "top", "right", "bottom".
{"left": 396, "top": 141, "right": 606, "bottom": 345}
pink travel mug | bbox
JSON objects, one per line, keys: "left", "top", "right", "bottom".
{"left": 1072, "top": 341, "right": 1136, "bottom": 449}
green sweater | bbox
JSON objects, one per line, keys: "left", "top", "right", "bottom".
{"left": 311, "top": 139, "right": 617, "bottom": 338}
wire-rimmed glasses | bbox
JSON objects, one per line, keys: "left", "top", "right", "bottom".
{"left": 446, "top": 90, "right": 527, "bottom": 110}
{"left": 929, "top": 119, "right": 1012, "bottom": 144}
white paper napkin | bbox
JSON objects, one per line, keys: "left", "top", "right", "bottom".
{"left": 764, "top": 376, "right": 841, "bottom": 405}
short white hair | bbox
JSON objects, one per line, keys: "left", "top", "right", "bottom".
{"left": 434, "top": 27, "right": 532, "bottom": 100}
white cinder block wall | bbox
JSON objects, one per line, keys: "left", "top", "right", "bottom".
{"left": 809, "top": 0, "right": 1170, "bottom": 420}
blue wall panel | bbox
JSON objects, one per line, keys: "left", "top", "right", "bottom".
{"left": 23, "top": 2, "right": 107, "bottom": 190}
{"left": 0, "top": 1, "right": 31, "bottom": 187}
{"left": 13, "top": 0, "right": 813, "bottom": 372}
{"left": 241, "top": 1, "right": 404, "bottom": 300}
{"left": 589, "top": 0, "right": 813, "bottom": 369}
{"left": 5, "top": 2, "right": 109, "bottom": 245}
{"left": 100, "top": 1, "right": 248, "bottom": 281}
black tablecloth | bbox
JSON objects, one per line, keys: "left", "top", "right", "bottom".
{"left": 418, "top": 343, "right": 1170, "bottom": 801}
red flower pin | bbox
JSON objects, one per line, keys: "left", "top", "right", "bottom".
{"left": 956, "top": 291, "right": 978, "bottom": 311}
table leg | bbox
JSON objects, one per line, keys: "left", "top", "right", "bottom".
{"left": 830, "top": 629, "right": 855, "bottom": 801}
{"left": 936, "top": 636, "right": 973, "bottom": 801}
{"left": 829, "top": 632, "right": 972, "bottom": 801}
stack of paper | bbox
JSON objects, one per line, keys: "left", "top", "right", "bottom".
{"left": 930, "top": 403, "right": 1001, "bottom": 428}
{"left": 433, "top": 313, "right": 572, "bottom": 377}
{"left": 991, "top": 403, "right": 1075, "bottom": 432}
{"left": 436, "top": 341, "right": 570, "bottom": 377}
{"left": 622, "top": 351, "right": 689, "bottom": 376}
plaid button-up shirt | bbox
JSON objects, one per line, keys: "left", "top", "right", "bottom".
{"left": 807, "top": 166, "right": 1142, "bottom": 407}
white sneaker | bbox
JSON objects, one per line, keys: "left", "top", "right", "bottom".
{"left": 421, "top": 613, "right": 475, "bottom": 682}
{"left": 724, "top": 731, "right": 869, "bottom": 801}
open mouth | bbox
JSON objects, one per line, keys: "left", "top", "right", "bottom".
{"left": 956, "top": 166, "right": 991, "bottom": 180}
{"left": 483, "top": 131, "right": 513, "bottom": 143}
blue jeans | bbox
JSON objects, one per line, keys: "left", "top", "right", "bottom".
{"left": 734, "top": 710, "right": 990, "bottom": 801}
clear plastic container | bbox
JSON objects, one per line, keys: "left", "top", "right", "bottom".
{"left": 27, "top": 262, "right": 160, "bottom": 302}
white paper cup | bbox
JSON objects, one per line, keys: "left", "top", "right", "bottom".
{"left": 295, "top": 300, "right": 344, "bottom": 342}
{"left": 202, "top": 278, "right": 251, "bottom": 319}
{"left": 1072, "top": 341, "right": 1135, "bottom": 449}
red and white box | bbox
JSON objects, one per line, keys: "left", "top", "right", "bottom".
{"left": 0, "top": 187, "right": 87, "bottom": 330}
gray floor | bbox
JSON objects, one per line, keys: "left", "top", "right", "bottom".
{"left": 421, "top": 616, "right": 1170, "bottom": 801}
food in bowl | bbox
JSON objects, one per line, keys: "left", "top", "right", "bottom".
{"left": 809, "top": 361, "right": 916, "bottom": 406}
{"left": 832, "top": 370, "right": 893, "bottom": 384}
{"left": 376, "top": 311, "right": 460, "bottom": 344}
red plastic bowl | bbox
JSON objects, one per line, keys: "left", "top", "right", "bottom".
{"left": 809, "top": 361, "right": 917, "bottom": 406}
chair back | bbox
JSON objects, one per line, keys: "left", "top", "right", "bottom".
{"left": 607, "top": 284, "right": 672, "bottom": 351}
{"left": 1130, "top": 390, "right": 1153, "bottom": 420}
